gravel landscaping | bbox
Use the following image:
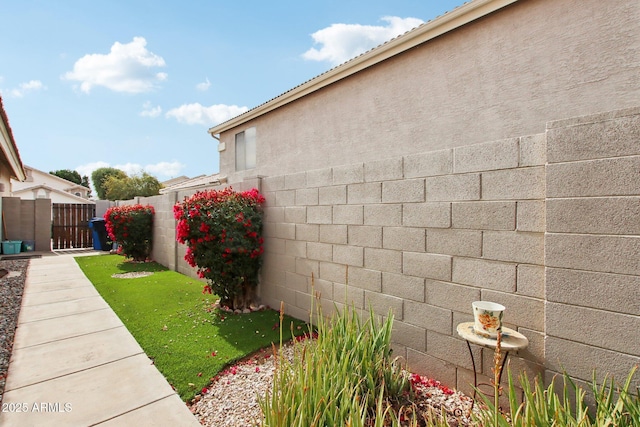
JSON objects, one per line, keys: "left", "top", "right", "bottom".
{"left": 0, "top": 259, "right": 28, "bottom": 404}
{"left": 190, "top": 341, "right": 478, "bottom": 427}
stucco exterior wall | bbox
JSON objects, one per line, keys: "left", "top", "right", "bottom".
{"left": 217, "top": 0, "right": 639, "bottom": 185}
{"left": 0, "top": 164, "right": 12, "bottom": 197}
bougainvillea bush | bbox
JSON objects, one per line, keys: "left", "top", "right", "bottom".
{"left": 104, "top": 204, "right": 154, "bottom": 261}
{"left": 173, "top": 187, "right": 265, "bottom": 310}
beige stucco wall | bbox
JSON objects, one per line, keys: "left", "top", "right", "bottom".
{"left": 218, "top": 0, "right": 639, "bottom": 184}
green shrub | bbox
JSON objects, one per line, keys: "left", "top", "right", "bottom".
{"left": 173, "top": 187, "right": 265, "bottom": 311}
{"left": 104, "top": 204, "right": 154, "bottom": 261}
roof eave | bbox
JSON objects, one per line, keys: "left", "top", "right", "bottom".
{"left": 0, "top": 98, "right": 26, "bottom": 181}
{"left": 208, "top": 0, "right": 518, "bottom": 136}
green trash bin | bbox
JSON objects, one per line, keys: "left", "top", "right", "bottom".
{"left": 2, "top": 240, "right": 22, "bottom": 254}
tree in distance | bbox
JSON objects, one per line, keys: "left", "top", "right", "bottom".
{"left": 91, "top": 167, "right": 127, "bottom": 199}
{"left": 103, "top": 171, "right": 162, "bottom": 200}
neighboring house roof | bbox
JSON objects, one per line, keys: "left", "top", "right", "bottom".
{"left": 159, "top": 173, "right": 224, "bottom": 194}
{"left": 12, "top": 165, "right": 91, "bottom": 199}
{"left": 161, "top": 175, "right": 191, "bottom": 188}
{"left": 26, "top": 165, "right": 90, "bottom": 192}
{"left": 208, "top": 0, "right": 518, "bottom": 137}
{"left": 0, "top": 96, "right": 26, "bottom": 181}
{"left": 12, "top": 184, "right": 95, "bottom": 204}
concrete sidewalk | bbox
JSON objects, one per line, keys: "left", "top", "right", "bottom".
{"left": 0, "top": 253, "right": 201, "bottom": 427}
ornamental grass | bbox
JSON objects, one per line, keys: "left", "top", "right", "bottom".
{"left": 473, "top": 364, "right": 639, "bottom": 426}
{"left": 260, "top": 292, "right": 415, "bottom": 426}
{"left": 473, "top": 332, "right": 640, "bottom": 426}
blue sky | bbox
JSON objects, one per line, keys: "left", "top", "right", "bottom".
{"left": 1, "top": 0, "right": 466, "bottom": 184}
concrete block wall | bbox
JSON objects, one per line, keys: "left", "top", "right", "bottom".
{"left": 258, "top": 106, "right": 640, "bottom": 395}
{"left": 259, "top": 134, "right": 547, "bottom": 395}
{"left": 544, "top": 106, "right": 640, "bottom": 391}
{"left": 1, "top": 197, "right": 51, "bottom": 251}
{"left": 111, "top": 106, "right": 639, "bottom": 397}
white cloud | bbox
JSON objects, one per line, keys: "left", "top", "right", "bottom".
{"left": 302, "top": 16, "right": 423, "bottom": 66}
{"left": 140, "top": 101, "right": 162, "bottom": 118}
{"left": 196, "top": 78, "right": 211, "bottom": 91}
{"left": 8, "top": 80, "right": 46, "bottom": 98}
{"left": 119, "top": 161, "right": 186, "bottom": 179}
{"left": 165, "top": 102, "right": 248, "bottom": 126}
{"left": 144, "top": 161, "right": 185, "bottom": 177}
{"left": 63, "top": 36, "right": 167, "bottom": 94}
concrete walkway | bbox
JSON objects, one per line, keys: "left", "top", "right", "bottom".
{"left": 0, "top": 253, "right": 201, "bottom": 427}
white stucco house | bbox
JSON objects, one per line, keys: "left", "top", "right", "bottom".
{"left": 11, "top": 166, "right": 93, "bottom": 204}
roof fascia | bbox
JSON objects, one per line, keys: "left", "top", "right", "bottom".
{"left": 208, "top": 0, "right": 518, "bottom": 136}
{"left": 26, "top": 165, "right": 89, "bottom": 188}
{"left": 0, "top": 102, "right": 26, "bottom": 181}
{"left": 13, "top": 184, "right": 94, "bottom": 203}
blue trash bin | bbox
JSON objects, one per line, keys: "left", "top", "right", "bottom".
{"left": 88, "top": 218, "right": 110, "bottom": 251}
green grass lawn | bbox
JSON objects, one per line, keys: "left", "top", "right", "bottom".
{"left": 75, "top": 254, "right": 306, "bottom": 401}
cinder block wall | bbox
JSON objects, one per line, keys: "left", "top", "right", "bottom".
{"left": 1, "top": 197, "right": 51, "bottom": 251}
{"left": 120, "top": 107, "right": 638, "bottom": 395}
{"left": 259, "top": 138, "right": 546, "bottom": 395}
{"left": 118, "top": 193, "right": 195, "bottom": 278}
{"left": 544, "top": 107, "right": 640, "bottom": 391}
{"left": 257, "top": 106, "right": 640, "bottom": 394}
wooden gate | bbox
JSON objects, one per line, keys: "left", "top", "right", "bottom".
{"left": 52, "top": 203, "right": 96, "bottom": 249}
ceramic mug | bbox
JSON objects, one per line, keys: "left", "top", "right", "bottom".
{"left": 472, "top": 301, "right": 505, "bottom": 338}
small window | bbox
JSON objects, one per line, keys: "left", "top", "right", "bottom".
{"left": 235, "top": 127, "right": 256, "bottom": 171}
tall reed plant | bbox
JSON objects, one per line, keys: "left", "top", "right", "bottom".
{"left": 260, "top": 296, "right": 413, "bottom": 426}
{"left": 474, "top": 349, "right": 639, "bottom": 426}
